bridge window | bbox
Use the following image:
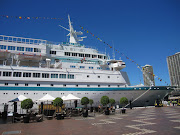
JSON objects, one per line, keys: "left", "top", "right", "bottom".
{"left": 13, "top": 72, "right": 21, "bottom": 77}
{"left": 85, "top": 54, "right": 90, "bottom": 57}
{"left": 79, "top": 53, "right": 84, "bottom": 57}
{"left": 92, "top": 55, "right": 97, "bottom": 58}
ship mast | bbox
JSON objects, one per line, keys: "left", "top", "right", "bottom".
{"left": 59, "top": 15, "right": 86, "bottom": 44}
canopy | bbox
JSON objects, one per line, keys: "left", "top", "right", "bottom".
{"left": 63, "top": 94, "right": 80, "bottom": 101}
{"left": 62, "top": 96, "right": 66, "bottom": 100}
{"left": 37, "top": 94, "right": 55, "bottom": 101}
{"left": 9, "top": 95, "right": 28, "bottom": 102}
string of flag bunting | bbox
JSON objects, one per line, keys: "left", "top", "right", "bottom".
{"left": 0, "top": 15, "right": 169, "bottom": 85}
{"left": 0, "top": 15, "right": 63, "bottom": 20}
{"left": 80, "top": 25, "right": 169, "bottom": 85}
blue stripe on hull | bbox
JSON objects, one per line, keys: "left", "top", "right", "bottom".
{"left": 0, "top": 86, "right": 171, "bottom": 91}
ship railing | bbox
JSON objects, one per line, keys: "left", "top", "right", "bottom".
{"left": 0, "top": 35, "right": 47, "bottom": 45}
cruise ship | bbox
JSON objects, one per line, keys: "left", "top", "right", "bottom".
{"left": 0, "top": 16, "right": 174, "bottom": 111}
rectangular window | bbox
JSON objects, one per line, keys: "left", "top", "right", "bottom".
{"left": 34, "top": 48, "right": 41, "bottom": 52}
{"left": 23, "top": 72, "right": 31, "bottom": 77}
{"left": 85, "top": 54, "right": 90, "bottom": 57}
{"left": 8, "top": 46, "right": 15, "bottom": 50}
{"left": 42, "top": 73, "right": 49, "bottom": 78}
{"left": 98, "top": 55, "right": 102, "bottom": 59}
{"left": 3, "top": 72, "right": 12, "bottom": 77}
{"left": 65, "top": 52, "right": 70, "bottom": 56}
{"left": 13, "top": 72, "right": 22, "bottom": 77}
{"left": 68, "top": 74, "right": 74, "bottom": 79}
{"left": 80, "top": 66, "right": 85, "bottom": 69}
{"left": 72, "top": 53, "right": 77, "bottom": 56}
{"left": 26, "top": 48, "right": 33, "bottom": 52}
{"left": 59, "top": 74, "right": 66, "bottom": 79}
{"left": 70, "top": 65, "right": 76, "bottom": 68}
{"left": 0, "top": 45, "right": 6, "bottom": 50}
{"left": 51, "top": 74, "right": 58, "bottom": 78}
{"left": 79, "top": 54, "right": 84, "bottom": 57}
{"left": 92, "top": 55, "right": 97, "bottom": 58}
{"left": 17, "top": 47, "right": 24, "bottom": 51}
{"left": 50, "top": 51, "right": 56, "bottom": 55}
{"left": 33, "top": 73, "right": 40, "bottom": 78}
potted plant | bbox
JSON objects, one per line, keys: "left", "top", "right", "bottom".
{"left": 53, "top": 97, "right": 63, "bottom": 120}
{"left": 120, "top": 97, "right": 128, "bottom": 114}
{"left": 109, "top": 98, "right": 116, "bottom": 110}
{"left": 21, "top": 98, "right": 34, "bottom": 123}
{"left": 81, "top": 97, "right": 89, "bottom": 117}
{"left": 100, "top": 96, "right": 109, "bottom": 115}
{"left": 89, "top": 99, "right": 94, "bottom": 112}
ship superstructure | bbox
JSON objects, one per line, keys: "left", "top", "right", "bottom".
{"left": 0, "top": 16, "right": 174, "bottom": 111}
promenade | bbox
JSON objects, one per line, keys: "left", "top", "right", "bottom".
{"left": 0, "top": 106, "right": 180, "bottom": 135}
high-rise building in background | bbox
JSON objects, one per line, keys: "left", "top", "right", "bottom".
{"left": 142, "top": 64, "right": 155, "bottom": 86}
{"left": 167, "top": 52, "right": 180, "bottom": 87}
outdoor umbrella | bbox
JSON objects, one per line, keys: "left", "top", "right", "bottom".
{"left": 9, "top": 95, "right": 28, "bottom": 102}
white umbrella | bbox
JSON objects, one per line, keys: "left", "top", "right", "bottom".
{"left": 38, "top": 94, "right": 55, "bottom": 102}
{"left": 62, "top": 96, "right": 66, "bottom": 100}
{"left": 9, "top": 95, "right": 28, "bottom": 102}
{"left": 63, "top": 94, "right": 80, "bottom": 101}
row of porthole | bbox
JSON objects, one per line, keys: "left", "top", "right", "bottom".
{"left": 3, "top": 83, "right": 120, "bottom": 87}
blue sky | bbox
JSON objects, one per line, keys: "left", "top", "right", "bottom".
{"left": 0, "top": 0, "right": 179, "bottom": 86}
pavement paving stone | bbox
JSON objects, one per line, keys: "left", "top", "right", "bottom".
{"left": 0, "top": 106, "right": 179, "bottom": 135}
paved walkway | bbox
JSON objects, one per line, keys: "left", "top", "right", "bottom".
{"left": 0, "top": 106, "right": 180, "bottom": 135}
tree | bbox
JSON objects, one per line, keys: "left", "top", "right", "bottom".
{"left": 53, "top": 97, "right": 63, "bottom": 112}
{"left": 109, "top": 98, "right": 116, "bottom": 106}
{"left": 81, "top": 97, "right": 89, "bottom": 108}
{"left": 89, "top": 99, "right": 94, "bottom": 107}
{"left": 120, "top": 97, "right": 128, "bottom": 108}
{"left": 21, "top": 99, "right": 34, "bottom": 113}
{"left": 100, "top": 96, "right": 109, "bottom": 107}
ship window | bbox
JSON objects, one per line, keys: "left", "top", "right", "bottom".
{"left": 70, "top": 65, "right": 76, "bottom": 68}
{"left": 15, "top": 83, "right": 18, "bottom": 86}
{"left": 104, "top": 56, "right": 107, "bottom": 59}
{"left": 23, "top": 72, "right": 31, "bottom": 77}
{"left": 108, "top": 76, "right": 110, "bottom": 78}
{"left": 50, "top": 51, "right": 56, "bottom": 55}
{"left": 87, "top": 85, "right": 90, "bottom": 87}
{"left": 108, "top": 85, "right": 110, "bottom": 87}
{"left": 0, "top": 71, "right": 1, "bottom": 76}
{"left": 3, "top": 72, "right": 12, "bottom": 77}
{"left": 68, "top": 74, "right": 74, "bottom": 79}
{"left": 13, "top": 72, "right": 21, "bottom": 77}
{"left": 92, "top": 55, "right": 97, "bottom": 58}
{"left": 80, "top": 66, "right": 85, "bottom": 69}
{"left": 79, "top": 53, "right": 84, "bottom": 57}
{"left": 33, "top": 73, "right": 40, "bottom": 78}
{"left": 42, "top": 73, "right": 49, "bottom": 78}
{"left": 117, "top": 85, "right": 120, "bottom": 87}
{"left": 98, "top": 85, "right": 100, "bottom": 87}
{"left": 72, "top": 53, "right": 77, "bottom": 56}
{"left": 97, "top": 67, "right": 101, "bottom": 70}
{"left": 17, "top": 47, "right": 24, "bottom": 51}
{"left": 34, "top": 48, "right": 41, "bottom": 52}
{"left": 89, "top": 67, "right": 93, "bottom": 69}
{"left": 25, "top": 83, "right": 28, "bottom": 86}
{"left": 51, "top": 84, "right": 54, "bottom": 86}
{"left": 8, "top": 46, "right": 16, "bottom": 50}
{"left": 85, "top": 54, "right": 90, "bottom": 57}
{"left": 98, "top": 76, "right": 100, "bottom": 78}
{"left": 65, "top": 52, "right": 70, "bottom": 56}
{"left": 5, "top": 83, "right": 8, "bottom": 85}
{"left": 59, "top": 74, "right": 66, "bottom": 79}
{"left": 87, "top": 75, "right": 89, "bottom": 78}
{"left": 37, "top": 84, "right": 40, "bottom": 86}
{"left": 98, "top": 55, "right": 102, "bottom": 59}
{"left": 51, "top": 74, "right": 58, "bottom": 78}
{"left": 0, "top": 45, "right": 6, "bottom": 50}
{"left": 63, "top": 84, "right": 66, "bottom": 87}
{"left": 76, "top": 85, "right": 78, "bottom": 87}
{"left": 26, "top": 48, "right": 33, "bottom": 52}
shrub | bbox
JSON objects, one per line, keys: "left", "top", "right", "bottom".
{"left": 21, "top": 99, "right": 34, "bottom": 113}
{"left": 89, "top": 99, "right": 94, "bottom": 107}
{"left": 100, "top": 96, "right": 109, "bottom": 106}
{"left": 53, "top": 97, "right": 63, "bottom": 112}
{"left": 81, "top": 97, "right": 89, "bottom": 108}
{"left": 120, "top": 97, "right": 128, "bottom": 108}
{"left": 109, "top": 98, "right": 116, "bottom": 106}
